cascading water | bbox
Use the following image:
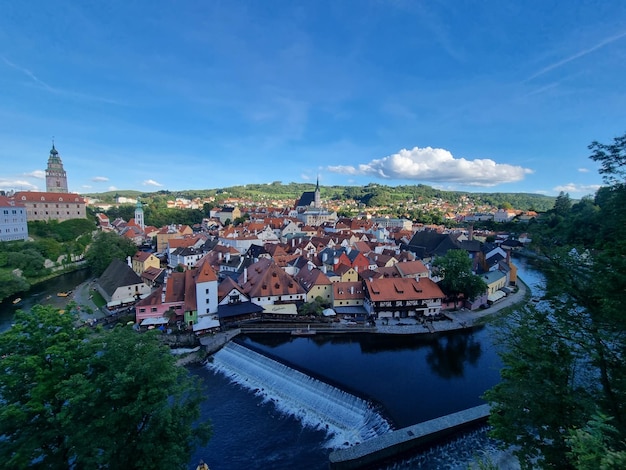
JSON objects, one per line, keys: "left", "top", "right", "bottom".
{"left": 206, "top": 341, "right": 392, "bottom": 449}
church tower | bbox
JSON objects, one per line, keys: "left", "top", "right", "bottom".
{"left": 314, "top": 175, "right": 321, "bottom": 209}
{"left": 135, "top": 198, "right": 145, "bottom": 230}
{"left": 45, "top": 142, "right": 69, "bottom": 193}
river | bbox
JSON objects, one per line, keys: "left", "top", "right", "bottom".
{"left": 0, "top": 258, "right": 545, "bottom": 469}
{"left": 187, "top": 255, "right": 545, "bottom": 470}
{"left": 0, "top": 268, "right": 92, "bottom": 332}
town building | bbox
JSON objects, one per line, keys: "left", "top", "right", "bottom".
{"left": 13, "top": 191, "right": 86, "bottom": 222}
{"left": 364, "top": 277, "right": 445, "bottom": 319}
{"left": 0, "top": 195, "right": 28, "bottom": 242}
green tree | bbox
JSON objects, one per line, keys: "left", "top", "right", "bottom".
{"left": 0, "top": 269, "right": 30, "bottom": 302}
{"left": 553, "top": 191, "right": 572, "bottom": 216}
{"left": 5, "top": 248, "right": 48, "bottom": 278}
{"left": 432, "top": 249, "right": 487, "bottom": 308}
{"left": 85, "top": 231, "right": 137, "bottom": 276}
{"left": 0, "top": 305, "right": 211, "bottom": 469}
{"left": 486, "top": 133, "right": 626, "bottom": 468}
{"left": 589, "top": 132, "right": 626, "bottom": 185}
{"left": 484, "top": 304, "right": 592, "bottom": 469}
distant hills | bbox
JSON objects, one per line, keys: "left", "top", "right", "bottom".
{"left": 83, "top": 182, "right": 557, "bottom": 212}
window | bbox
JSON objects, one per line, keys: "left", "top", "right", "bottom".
{"left": 206, "top": 299, "right": 209, "bottom": 304}
{"left": 151, "top": 307, "right": 157, "bottom": 312}
{"left": 205, "top": 288, "right": 209, "bottom": 294}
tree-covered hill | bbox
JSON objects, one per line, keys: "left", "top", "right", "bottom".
{"left": 84, "top": 183, "right": 557, "bottom": 212}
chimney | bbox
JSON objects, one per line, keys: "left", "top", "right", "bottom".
{"left": 468, "top": 224, "right": 474, "bottom": 241}
{"left": 127, "top": 255, "right": 132, "bottom": 267}
{"left": 244, "top": 268, "right": 248, "bottom": 284}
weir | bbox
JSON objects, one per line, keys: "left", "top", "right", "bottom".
{"left": 206, "top": 342, "right": 392, "bottom": 448}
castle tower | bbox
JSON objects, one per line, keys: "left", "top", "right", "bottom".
{"left": 45, "top": 142, "right": 68, "bottom": 193}
{"left": 135, "top": 198, "right": 145, "bottom": 230}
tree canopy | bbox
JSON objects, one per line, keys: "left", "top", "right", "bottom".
{"left": 485, "top": 132, "right": 626, "bottom": 468}
{"left": 0, "top": 305, "right": 211, "bottom": 469}
{"left": 432, "top": 249, "right": 487, "bottom": 306}
{"left": 85, "top": 230, "right": 138, "bottom": 276}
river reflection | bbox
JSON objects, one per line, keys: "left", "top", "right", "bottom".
{"left": 240, "top": 324, "right": 500, "bottom": 429}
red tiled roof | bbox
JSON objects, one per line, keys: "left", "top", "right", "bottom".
{"left": 365, "top": 277, "right": 444, "bottom": 302}
{"left": 14, "top": 191, "right": 85, "bottom": 203}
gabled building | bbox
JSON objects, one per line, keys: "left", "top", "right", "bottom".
{"left": 131, "top": 251, "right": 160, "bottom": 275}
{"left": 395, "top": 260, "right": 430, "bottom": 280}
{"left": 332, "top": 281, "right": 365, "bottom": 309}
{"left": 294, "top": 264, "right": 333, "bottom": 303}
{"left": 97, "top": 258, "right": 151, "bottom": 309}
{"left": 216, "top": 277, "right": 264, "bottom": 325}
{"left": 0, "top": 195, "right": 28, "bottom": 242}
{"left": 364, "top": 277, "right": 445, "bottom": 319}
{"left": 238, "top": 258, "right": 306, "bottom": 307}
{"left": 13, "top": 191, "right": 86, "bottom": 222}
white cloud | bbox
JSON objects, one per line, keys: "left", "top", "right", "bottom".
{"left": 0, "top": 178, "right": 39, "bottom": 191}
{"left": 108, "top": 185, "right": 118, "bottom": 191}
{"left": 301, "top": 174, "right": 310, "bottom": 181}
{"left": 82, "top": 185, "right": 92, "bottom": 189}
{"left": 25, "top": 170, "right": 45, "bottom": 179}
{"left": 327, "top": 147, "right": 533, "bottom": 186}
{"left": 553, "top": 183, "right": 601, "bottom": 194}
{"left": 577, "top": 168, "right": 589, "bottom": 173}
{"left": 143, "top": 179, "right": 163, "bottom": 187}
{"left": 92, "top": 176, "right": 109, "bottom": 182}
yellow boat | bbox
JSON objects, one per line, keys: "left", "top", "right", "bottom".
{"left": 12, "top": 298, "right": 22, "bottom": 304}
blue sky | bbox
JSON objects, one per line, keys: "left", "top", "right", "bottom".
{"left": 1, "top": 1, "right": 625, "bottom": 197}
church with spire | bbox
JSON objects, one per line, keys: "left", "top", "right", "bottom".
{"left": 294, "top": 176, "right": 337, "bottom": 226}
{"left": 45, "top": 142, "right": 69, "bottom": 193}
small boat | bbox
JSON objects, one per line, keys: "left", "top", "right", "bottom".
{"left": 12, "top": 298, "right": 22, "bottom": 304}
{"left": 57, "top": 291, "right": 72, "bottom": 297}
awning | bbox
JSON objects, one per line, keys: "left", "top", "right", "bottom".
{"left": 107, "top": 299, "right": 122, "bottom": 307}
{"left": 263, "top": 304, "right": 298, "bottom": 315}
{"left": 488, "top": 291, "right": 506, "bottom": 303}
{"left": 193, "top": 316, "right": 221, "bottom": 332}
{"left": 140, "top": 316, "right": 169, "bottom": 326}
{"left": 322, "top": 308, "right": 336, "bottom": 317}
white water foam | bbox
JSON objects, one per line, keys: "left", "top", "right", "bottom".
{"left": 206, "top": 341, "right": 392, "bottom": 449}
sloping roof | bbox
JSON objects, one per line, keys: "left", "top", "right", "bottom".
{"left": 13, "top": 191, "right": 85, "bottom": 203}
{"left": 165, "top": 272, "right": 186, "bottom": 303}
{"left": 240, "top": 259, "right": 305, "bottom": 298}
{"left": 217, "top": 276, "right": 246, "bottom": 302}
{"left": 407, "top": 230, "right": 461, "bottom": 258}
{"left": 365, "top": 277, "right": 445, "bottom": 302}
{"left": 195, "top": 258, "right": 218, "bottom": 283}
{"left": 133, "top": 251, "right": 156, "bottom": 263}
{"left": 296, "top": 190, "right": 316, "bottom": 208}
{"left": 98, "top": 258, "right": 144, "bottom": 297}
{"left": 217, "top": 302, "right": 264, "bottom": 319}
{"left": 333, "top": 281, "right": 365, "bottom": 300}
{"left": 395, "top": 260, "right": 429, "bottom": 277}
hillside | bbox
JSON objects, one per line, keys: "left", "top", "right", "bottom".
{"left": 83, "top": 183, "right": 556, "bottom": 212}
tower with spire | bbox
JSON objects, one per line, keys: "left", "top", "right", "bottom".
{"left": 45, "top": 141, "right": 69, "bottom": 193}
{"left": 135, "top": 198, "right": 145, "bottom": 230}
{"left": 314, "top": 175, "right": 321, "bottom": 209}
